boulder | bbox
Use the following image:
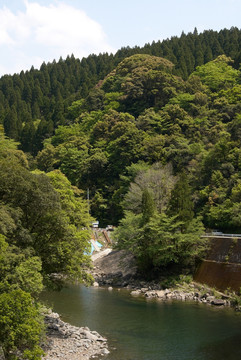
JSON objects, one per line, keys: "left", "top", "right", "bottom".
{"left": 206, "top": 296, "right": 215, "bottom": 302}
{"left": 156, "top": 290, "right": 166, "bottom": 298}
{"left": 145, "top": 291, "right": 157, "bottom": 298}
{"left": 211, "top": 299, "right": 225, "bottom": 306}
{"left": 131, "top": 290, "right": 141, "bottom": 296}
{"left": 102, "top": 348, "right": 110, "bottom": 355}
{"left": 141, "top": 287, "right": 149, "bottom": 293}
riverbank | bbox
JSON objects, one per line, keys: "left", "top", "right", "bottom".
{"left": 128, "top": 282, "right": 237, "bottom": 308}
{"left": 91, "top": 248, "right": 241, "bottom": 311}
{"left": 40, "top": 282, "right": 241, "bottom": 360}
{"left": 41, "top": 248, "right": 240, "bottom": 359}
{"left": 42, "top": 311, "right": 109, "bottom": 360}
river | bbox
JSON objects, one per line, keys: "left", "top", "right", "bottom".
{"left": 40, "top": 284, "right": 241, "bottom": 360}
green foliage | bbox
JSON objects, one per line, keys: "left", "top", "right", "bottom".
{"left": 3, "top": 39, "right": 241, "bottom": 356}
{"left": 30, "top": 47, "right": 241, "bottom": 228}
{"left": 46, "top": 169, "right": 91, "bottom": 227}
{"left": 168, "top": 172, "right": 194, "bottom": 229}
{"left": 14, "top": 257, "right": 43, "bottom": 298}
{"left": 113, "top": 211, "right": 142, "bottom": 249}
{"left": 2, "top": 28, "right": 241, "bottom": 284}
{"left": 115, "top": 209, "right": 206, "bottom": 275}
{"left": 1, "top": 27, "right": 241, "bottom": 153}
{"left": 123, "top": 163, "right": 176, "bottom": 214}
{"left": 161, "top": 274, "right": 193, "bottom": 289}
{"left": 169, "top": 93, "right": 195, "bottom": 111}
{"left": 67, "top": 99, "right": 85, "bottom": 120}
{"left": 115, "top": 161, "right": 206, "bottom": 275}
{"left": 141, "top": 189, "right": 156, "bottom": 225}
{"left": 0, "top": 134, "right": 94, "bottom": 359}
{"left": 0, "top": 235, "right": 43, "bottom": 297}
{"left": 192, "top": 55, "right": 239, "bottom": 91}
{"left": 0, "top": 136, "right": 92, "bottom": 283}
{"left": 0, "top": 289, "right": 44, "bottom": 360}
{"left": 101, "top": 54, "right": 183, "bottom": 116}
{"left": 141, "top": 214, "right": 205, "bottom": 271}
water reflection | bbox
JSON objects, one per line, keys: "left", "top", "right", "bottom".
{"left": 198, "top": 334, "right": 241, "bottom": 360}
{"left": 40, "top": 285, "right": 241, "bottom": 360}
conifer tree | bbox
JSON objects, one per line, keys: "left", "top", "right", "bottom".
{"left": 168, "top": 172, "right": 194, "bottom": 230}
{"left": 141, "top": 188, "right": 155, "bottom": 225}
{"left": 3, "top": 106, "right": 19, "bottom": 140}
{"left": 20, "top": 121, "right": 36, "bottom": 153}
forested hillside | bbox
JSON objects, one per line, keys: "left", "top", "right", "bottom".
{"left": 1, "top": 28, "right": 241, "bottom": 229}
{"left": 33, "top": 53, "right": 241, "bottom": 232}
{"left": 1, "top": 27, "right": 241, "bottom": 154}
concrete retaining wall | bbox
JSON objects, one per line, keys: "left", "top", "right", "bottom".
{"left": 194, "top": 237, "right": 241, "bottom": 291}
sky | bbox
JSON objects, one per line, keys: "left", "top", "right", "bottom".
{"left": 0, "top": 0, "right": 240, "bottom": 76}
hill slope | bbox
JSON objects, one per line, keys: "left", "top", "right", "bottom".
{"left": 1, "top": 27, "right": 241, "bottom": 154}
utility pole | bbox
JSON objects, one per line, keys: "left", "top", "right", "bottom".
{"left": 87, "top": 188, "right": 90, "bottom": 214}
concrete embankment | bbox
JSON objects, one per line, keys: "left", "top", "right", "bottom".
{"left": 194, "top": 237, "right": 241, "bottom": 292}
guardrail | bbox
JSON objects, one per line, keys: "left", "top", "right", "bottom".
{"left": 204, "top": 233, "right": 241, "bottom": 238}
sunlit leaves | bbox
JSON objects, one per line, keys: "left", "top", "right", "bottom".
{"left": 0, "top": 289, "right": 44, "bottom": 359}
{"left": 192, "top": 55, "right": 239, "bottom": 92}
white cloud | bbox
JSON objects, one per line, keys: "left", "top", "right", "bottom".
{"left": 0, "top": 1, "right": 115, "bottom": 76}
{"left": 0, "top": 7, "right": 16, "bottom": 45}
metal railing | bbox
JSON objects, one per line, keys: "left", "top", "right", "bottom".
{"left": 203, "top": 233, "right": 241, "bottom": 238}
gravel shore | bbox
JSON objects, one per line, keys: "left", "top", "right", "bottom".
{"left": 42, "top": 312, "right": 109, "bottom": 360}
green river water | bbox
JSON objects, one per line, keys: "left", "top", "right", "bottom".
{"left": 41, "top": 284, "right": 241, "bottom": 360}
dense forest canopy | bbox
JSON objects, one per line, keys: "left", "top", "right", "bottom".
{"left": 1, "top": 28, "right": 241, "bottom": 229}
{"left": 1, "top": 27, "right": 241, "bottom": 358}
{"left": 33, "top": 52, "right": 241, "bottom": 233}
{"left": 1, "top": 27, "right": 241, "bottom": 151}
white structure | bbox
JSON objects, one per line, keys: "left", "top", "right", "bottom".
{"left": 92, "top": 221, "right": 99, "bottom": 228}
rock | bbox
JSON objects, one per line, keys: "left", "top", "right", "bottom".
{"left": 93, "top": 282, "right": 99, "bottom": 287}
{"left": 102, "top": 348, "right": 110, "bottom": 355}
{"left": 83, "top": 331, "right": 99, "bottom": 342}
{"left": 42, "top": 311, "right": 109, "bottom": 360}
{"left": 145, "top": 291, "right": 156, "bottom": 298}
{"left": 211, "top": 299, "right": 225, "bottom": 306}
{"left": 92, "top": 249, "right": 137, "bottom": 281}
{"left": 131, "top": 290, "right": 141, "bottom": 296}
{"left": 185, "top": 293, "right": 193, "bottom": 300}
{"left": 141, "top": 287, "right": 148, "bottom": 293}
{"left": 98, "top": 337, "right": 107, "bottom": 342}
{"left": 156, "top": 290, "right": 166, "bottom": 298}
{"left": 206, "top": 296, "right": 215, "bottom": 302}
{"left": 50, "top": 312, "right": 60, "bottom": 319}
{"left": 108, "top": 286, "right": 113, "bottom": 291}
{"left": 179, "top": 292, "right": 186, "bottom": 301}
